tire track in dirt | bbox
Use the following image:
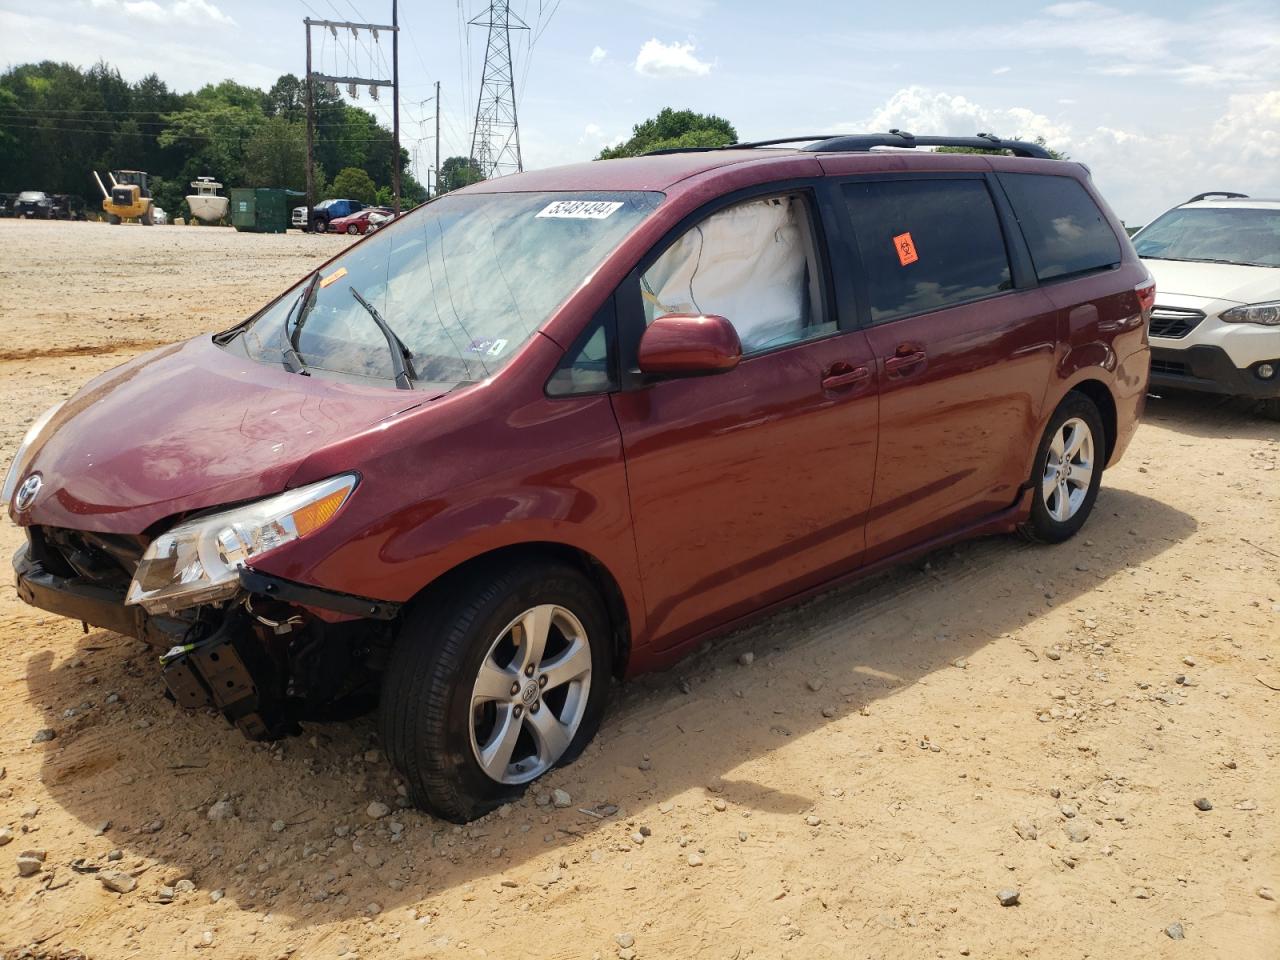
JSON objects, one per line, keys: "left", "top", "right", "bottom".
{"left": 0, "top": 338, "right": 173, "bottom": 363}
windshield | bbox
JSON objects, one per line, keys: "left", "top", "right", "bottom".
{"left": 236, "top": 190, "right": 662, "bottom": 387}
{"left": 1133, "top": 207, "right": 1280, "bottom": 267}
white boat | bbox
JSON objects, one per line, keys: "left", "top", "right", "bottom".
{"left": 186, "top": 177, "right": 228, "bottom": 223}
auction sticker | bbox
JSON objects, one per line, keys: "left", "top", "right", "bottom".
{"left": 536, "top": 200, "right": 624, "bottom": 220}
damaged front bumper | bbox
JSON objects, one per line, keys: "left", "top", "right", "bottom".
{"left": 13, "top": 542, "right": 401, "bottom": 739}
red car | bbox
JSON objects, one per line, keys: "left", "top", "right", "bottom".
{"left": 7, "top": 133, "right": 1152, "bottom": 821}
{"left": 329, "top": 207, "right": 391, "bottom": 235}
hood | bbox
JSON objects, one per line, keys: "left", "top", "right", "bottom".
{"left": 16, "top": 336, "right": 419, "bottom": 534}
{"left": 1142, "top": 258, "right": 1280, "bottom": 305}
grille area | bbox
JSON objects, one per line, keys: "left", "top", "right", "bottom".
{"left": 1150, "top": 358, "right": 1189, "bottom": 376}
{"left": 30, "top": 526, "right": 146, "bottom": 590}
{"left": 1149, "top": 305, "right": 1206, "bottom": 339}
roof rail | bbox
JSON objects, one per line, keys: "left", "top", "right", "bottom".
{"left": 1186, "top": 191, "right": 1249, "bottom": 203}
{"left": 644, "top": 131, "right": 1053, "bottom": 159}
{"left": 800, "top": 130, "right": 1052, "bottom": 159}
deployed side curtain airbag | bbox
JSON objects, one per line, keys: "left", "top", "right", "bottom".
{"left": 642, "top": 197, "right": 810, "bottom": 353}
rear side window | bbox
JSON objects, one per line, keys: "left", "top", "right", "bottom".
{"left": 998, "top": 173, "right": 1121, "bottom": 281}
{"left": 842, "top": 179, "right": 1013, "bottom": 323}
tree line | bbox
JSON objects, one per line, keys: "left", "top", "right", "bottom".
{"left": 0, "top": 60, "right": 427, "bottom": 220}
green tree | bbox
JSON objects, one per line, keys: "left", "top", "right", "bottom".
{"left": 243, "top": 115, "right": 307, "bottom": 189}
{"left": 598, "top": 107, "right": 737, "bottom": 160}
{"left": 437, "top": 155, "right": 483, "bottom": 194}
{"left": 935, "top": 135, "right": 1069, "bottom": 160}
{"left": 328, "top": 166, "right": 377, "bottom": 203}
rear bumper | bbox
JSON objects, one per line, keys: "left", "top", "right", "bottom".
{"left": 1150, "top": 345, "right": 1280, "bottom": 398}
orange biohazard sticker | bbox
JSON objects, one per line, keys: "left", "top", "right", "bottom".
{"left": 319, "top": 266, "right": 348, "bottom": 288}
{"left": 893, "top": 231, "right": 918, "bottom": 266}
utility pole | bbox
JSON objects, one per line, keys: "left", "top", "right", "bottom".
{"left": 302, "top": 11, "right": 400, "bottom": 223}
{"left": 305, "top": 22, "right": 314, "bottom": 223}
{"left": 468, "top": 1, "right": 528, "bottom": 179}
{"left": 434, "top": 79, "right": 441, "bottom": 198}
{"left": 391, "top": 0, "right": 400, "bottom": 214}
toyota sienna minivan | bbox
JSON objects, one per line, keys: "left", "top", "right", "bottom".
{"left": 7, "top": 133, "right": 1152, "bottom": 821}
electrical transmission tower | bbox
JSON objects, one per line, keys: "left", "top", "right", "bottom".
{"left": 468, "top": 1, "right": 528, "bottom": 178}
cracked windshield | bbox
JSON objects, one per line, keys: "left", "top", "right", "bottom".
{"left": 237, "top": 190, "right": 663, "bottom": 386}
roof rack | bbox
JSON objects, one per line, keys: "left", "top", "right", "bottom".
{"left": 645, "top": 131, "right": 1054, "bottom": 159}
{"left": 1186, "top": 191, "right": 1249, "bottom": 203}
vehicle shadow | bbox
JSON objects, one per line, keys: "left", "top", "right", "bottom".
{"left": 1143, "top": 387, "right": 1277, "bottom": 441}
{"left": 22, "top": 487, "right": 1195, "bottom": 933}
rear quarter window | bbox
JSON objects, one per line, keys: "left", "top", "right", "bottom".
{"left": 998, "top": 173, "right": 1121, "bottom": 281}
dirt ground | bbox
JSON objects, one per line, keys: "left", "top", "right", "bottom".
{"left": 0, "top": 219, "right": 1276, "bottom": 960}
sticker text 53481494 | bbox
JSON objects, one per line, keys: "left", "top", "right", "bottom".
{"left": 536, "top": 200, "right": 624, "bottom": 220}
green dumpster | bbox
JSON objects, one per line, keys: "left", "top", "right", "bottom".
{"left": 229, "top": 188, "right": 304, "bottom": 233}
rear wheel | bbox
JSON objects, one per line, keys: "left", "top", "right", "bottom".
{"left": 1019, "top": 392, "right": 1105, "bottom": 544}
{"left": 380, "top": 561, "right": 611, "bottom": 822}
{"left": 108, "top": 215, "right": 121, "bottom": 225}
{"left": 1256, "top": 397, "right": 1280, "bottom": 422}
{"left": 346, "top": 224, "right": 359, "bottom": 235}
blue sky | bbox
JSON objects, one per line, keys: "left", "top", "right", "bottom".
{"left": 2, "top": 0, "right": 1278, "bottom": 223}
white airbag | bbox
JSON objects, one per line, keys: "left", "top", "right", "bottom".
{"left": 642, "top": 197, "right": 809, "bottom": 353}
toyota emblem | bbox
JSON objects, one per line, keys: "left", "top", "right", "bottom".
{"left": 14, "top": 473, "right": 42, "bottom": 512}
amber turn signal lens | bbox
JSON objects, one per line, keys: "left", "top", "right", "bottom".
{"left": 291, "top": 487, "right": 349, "bottom": 537}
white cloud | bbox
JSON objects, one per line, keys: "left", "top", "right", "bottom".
{"left": 85, "top": 0, "right": 234, "bottom": 25}
{"left": 634, "top": 38, "right": 713, "bottom": 78}
{"left": 992, "top": 66, "right": 1011, "bottom": 75}
{"left": 855, "top": 86, "right": 1070, "bottom": 147}
{"left": 589, "top": 45, "right": 607, "bottom": 65}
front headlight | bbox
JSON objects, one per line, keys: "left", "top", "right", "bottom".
{"left": 3, "top": 401, "right": 65, "bottom": 508}
{"left": 1220, "top": 301, "right": 1280, "bottom": 326}
{"left": 126, "top": 473, "right": 357, "bottom": 615}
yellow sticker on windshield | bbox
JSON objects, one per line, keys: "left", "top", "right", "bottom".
{"left": 319, "top": 267, "right": 348, "bottom": 288}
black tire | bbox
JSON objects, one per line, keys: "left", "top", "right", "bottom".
{"left": 346, "top": 224, "right": 359, "bottom": 235}
{"left": 310, "top": 218, "right": 326, "bottom": 234}
{"left": 1019, "top": 391, "right": 1106, "bottom": 544}
{"left": 380, "top": 560, "right": 612, "bottom": 822}
{"left": 1256, "top": 397, "right": 1280, "bottom": 422}
{"left": 140, "top": 209, "right": 154, "bottom": 226}
{"left": 108, "top": 215, "right": 121, "bottom": 225}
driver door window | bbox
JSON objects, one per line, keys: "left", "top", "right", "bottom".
{"left": 640, "top": 193, "right": 835, "bottom": 354}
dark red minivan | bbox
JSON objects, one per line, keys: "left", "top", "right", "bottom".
{"left": 7, "top": 133, "right": 1152, "bottom": 821}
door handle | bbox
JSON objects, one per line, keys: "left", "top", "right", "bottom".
{"left": 821, "top": 364, "right": 871, "bottom": 391}
{"left": 884, "top": 347, "right": 927, "bottom": 378}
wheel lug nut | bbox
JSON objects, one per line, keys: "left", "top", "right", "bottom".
{"left": 539, "top": 675, "right": 548, "bottom": 687}
{"left": 510, "top": 682, "right": 520, "bottom": 696}
{"left": 530, "top": 702, "right": 539, "bottom": 713}
{"left": 513, "top": 705, "right": 522, "bottom": 718}
{"left": 525, "top": 665, "right": 534, "bottom": 677}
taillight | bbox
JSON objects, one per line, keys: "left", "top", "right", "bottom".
{"left": 1135, "top": 277, "right": 1156, "bottom": 316}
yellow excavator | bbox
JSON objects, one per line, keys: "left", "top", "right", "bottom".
{"left": 92, "top": 169, "right": 154, "bottom": 225}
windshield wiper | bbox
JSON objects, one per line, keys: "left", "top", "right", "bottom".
{"left": 349, "top": 287, "right": 417, "bottom": 390}
{"left": 280, "top": 272, "right": 320, "bottom": 375}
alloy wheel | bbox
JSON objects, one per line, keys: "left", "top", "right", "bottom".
{"left": 1040, "top": 416, "right": 1094, "bottom": 522}
{"left": 468, "top": 604, "right": 592, "bottom": 785}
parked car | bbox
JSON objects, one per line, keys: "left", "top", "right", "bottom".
{"left": 49, "top": 194, "right": 88, "bottom": 221}
{"left": 291, "top": 205, "right": 308, "bottom": 229}
{"left": 329, "top": 207, "right": 392, "bottom": 235}
{"left": 365, "top": 207, "right": 397, "bottom": 232}
{"left": 6, "top": 132, "right": 1152, "bottom": 822}
{"left": 295, "top": 198, "right": 366, "bottom": 233}
{"left": 15, "top": 190, "right": 54, "bottom": 219}
{"left": 0, "top": 193, "right": 16, "bottom": 217}
{"left": 1131, "top": 192, "right": 1280, "bottom": 419}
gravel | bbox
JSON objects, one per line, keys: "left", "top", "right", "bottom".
{"left": 1193, "top": 797, "right": 1213, "bottom": 811}
{"left": 16, "top": 850, "right": 46, "bottom": 877}
{"left": 551, "top": 789, "right": 572, "bottom": 808}
{"left": 206, "top": 800, "right": 235, "bottom": 821}
{"left": 366, "top": 801, "right": 391, "bottom": 819}
{"left": 996, "top": 888, "right": 1020, "bottom": 906}
{"left": 1165, "top": 922, "right": 1185, "bottom": 940}
{"left": 32, "top": 728, "right": 56, "bottom": 743}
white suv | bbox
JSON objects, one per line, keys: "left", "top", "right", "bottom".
{"left": 1133, "top": 193, "right": 1280, "bottom": 419}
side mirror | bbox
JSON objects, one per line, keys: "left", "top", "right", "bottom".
{"left": 637, "top": 314, "right": 741, "bottom": 376}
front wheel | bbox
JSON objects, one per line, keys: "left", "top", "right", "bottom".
{"left": 1019, "top": 392, "right": 1105, "bottom": 544}
{"left": 1256, "top": 397, "right": 1280, "bottom": 422}
{"left": 380, "top": 561, "right": 612, "bottom": 822}
{"left": 346, "top": 224, "right": 359, "bottom": 235}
